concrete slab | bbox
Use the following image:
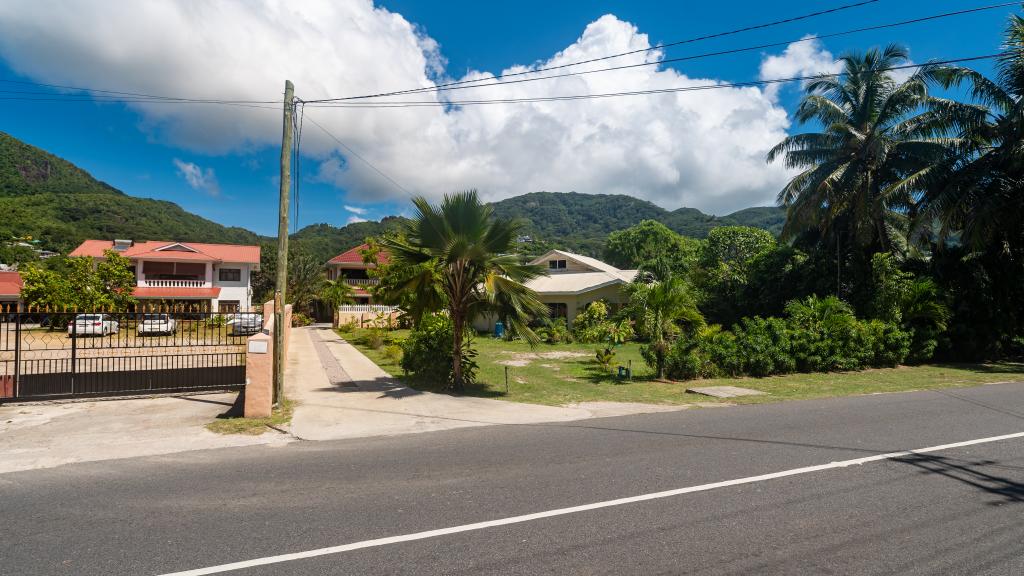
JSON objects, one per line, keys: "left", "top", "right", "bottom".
{"left": 686, "top": 385, "right": 767, "bottom": 398}
{"left": 0, "top": 393, "right": 290, "bottom": 474}
{"left": 287, "top": 326, "right": 690, "bottom": 441}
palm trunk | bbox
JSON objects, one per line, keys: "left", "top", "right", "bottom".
{"left": 452, "top": 307, "right": 464, "bottom": 392}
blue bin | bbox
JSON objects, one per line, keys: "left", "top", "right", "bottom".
{"left": 494, "top": 321, "right": 505, "bottom": 339}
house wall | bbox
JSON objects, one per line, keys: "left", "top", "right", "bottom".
{"left": 212, "top": 262, "right": 253, "bottom": 310}
{"left": 472, "top": 282, "right": 629, "bottom": 333}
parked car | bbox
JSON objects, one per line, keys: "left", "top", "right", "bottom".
{"left": 228, "top": 313, "right": 263, "bottom": 336}
{"left": 68, "top": 314, "right": 120, "bottom": 337}
{"left": 137, "top": 313, "right": 176, "bottom": 336}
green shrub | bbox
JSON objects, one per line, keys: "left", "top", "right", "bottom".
{"left": 382, "top": 344, "right": 403, "bottom": 362}
{"left": 865, "top": 320, "right": 911, "bottom": 367}
{"left": 337, "top": 319, "right": 357, "bottom": 333}
{"left": 205, "top": 314, "right": 227, "bottom": 328}
{"left": 291, "top": 312, "right": 313, "bottom": 327}
{"left": 573, "top": 301, "right": 611, "bottom": 343}
{"left": 785, "top": 295, "right": 865, "bottom": 372}
{"left": 731, "top": 317, "right": 795, "bottom": 377}
{"left": 595, "top": 347, "right": 616, "bottom": 372}
{"left": 537, "top": 317, "right": 573, "bottom": 344}
{"left": 400, "top": 313, "right": 478, "bottom": 388}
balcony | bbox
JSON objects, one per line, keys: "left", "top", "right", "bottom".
{"left": 141, "top": 279, "right": 207, "bottom": 288}
{"left": 343, "top": 278, "right": 379, "bottom": 286}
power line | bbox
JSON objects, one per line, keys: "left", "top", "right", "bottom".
{"left": 307, "top": 0, "right": 885, "bottom": 103}
{"left": 310, "top": 2, "right": 1018, "bottom": 102}
{"left": 304, "top": 53, "right": 1004, "bottom": 109}
{"left": 302, "top": 112, "right": 415, "bottom": 198}
{"left": 0, "top": 77, "right": 282, "bottom": 104}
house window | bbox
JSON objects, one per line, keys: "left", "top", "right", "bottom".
{"left": 219, "top": 300, "right": 240, "bottom": 313}
{"left": 218, "top": 268, "right": 241, "bottom": 282}
{"left": 548, "top": 259, "right": 567, "bottom": 270}
{"left": 547, "top": 303, "right": 568, "bottom": 318}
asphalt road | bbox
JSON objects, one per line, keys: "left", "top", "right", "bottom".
{"left": 3, "top": 383, "right": 1024, "bottom": 575}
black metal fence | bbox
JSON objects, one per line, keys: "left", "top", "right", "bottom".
{"left": 0, "top": 307, "right": 263, "bottom": 401}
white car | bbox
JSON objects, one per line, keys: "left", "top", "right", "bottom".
{"left": 228, "top": 313, "right": 263, "bottom": 336}
{"left": 137, "top": 313, "right": 176, "bottom": 336}
{"left": 68, "top": 314, "right": 120, "bottom": 337}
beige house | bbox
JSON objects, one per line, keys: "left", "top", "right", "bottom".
{"left": 474, "top": 250, "right": 638, "bottom": 332}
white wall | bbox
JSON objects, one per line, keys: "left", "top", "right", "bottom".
{"left": 213, "top": 262, "right": 253, "bottom": 310}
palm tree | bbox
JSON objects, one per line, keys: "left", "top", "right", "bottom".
{"left": 381, "top": 191, "right": 548, "bottom": 391}
{"left": 917, "top": 15, "right": 1024, "bottom": 250}
{"left": 767, "top": 45, "right": 950, "bottom": 254}
{"left": 629, "top": 274, "right": 704, "bottom": 379}
{"left": 319, "top": 278, "right": 354, "bottom": 322}
{"left": 287, "top": 252, "right": 327, "bottom": 316}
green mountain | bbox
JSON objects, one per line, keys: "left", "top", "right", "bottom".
{"left": 0, "top": 131, "right": 260, "bottom": 253}
{"left": 2, "top": 132, "right": 785, "bottom": 263}
{"left": 490, "top": 192, "right": 785, "bottom": 255}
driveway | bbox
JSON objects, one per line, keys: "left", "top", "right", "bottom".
{"left": 0, "top": 393, "right": 290, "bottom": 474}
{"left": 287, "top": 326, "right": 688, "bottom": 441}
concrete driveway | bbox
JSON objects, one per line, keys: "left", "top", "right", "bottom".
{"left": 0, "top": 393, "right": 290, "bottom": 474}
{"left": 287, "top": 326, "right": 688, "bottom": 441}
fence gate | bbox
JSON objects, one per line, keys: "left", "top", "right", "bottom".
{"left": 0, "top": 309, "right": 260, "bottom": 401}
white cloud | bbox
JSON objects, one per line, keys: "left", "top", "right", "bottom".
{"left": 347, "top": 215, "right": 368, "bottom": 224}
{"left": 0, "top": 1, "right": 804, "bottom": 214}
{"left": 758, "top": 36, "right": 843, "bottom": 100}
{"left": 172, "top": 158, "right": 220, "bottom": 196}
{"left": 344, "top": 205, "right": 367, "bottom": 215}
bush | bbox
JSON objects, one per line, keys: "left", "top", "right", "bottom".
{"left": 537, "top": 317, "right": 573, "bottom": 344}
{"left": 731, "top": 317, "right": 795, "bottom": 377}
{"left": 291, "top": 312, "right": 313, "bottom": 327}
{"left": 785, "top": 295, "right": 865, "bottom": 372}
{"left": 573, "top": 301, "right": 611, "bottom": 343}
{"left": 337, "top": 319, "right": 357, "bottom": 333}
{"left": 865, "top": 320, "right": 911, "bottom": 367}
{"left": 205, "top": 314, "right": 227, "bottom": 328}
{"left": 400, "top": 313, "right": 477, "bottom": 388}
{"left": 382, "top": 344, "right": 403, "bottom": 362}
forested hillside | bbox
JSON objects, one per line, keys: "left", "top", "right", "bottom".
{"left": 0, "top": 132, "right": 260, "bottom": 253}
{"left": 2, "top": 131, "right": 783, "bottom": 262}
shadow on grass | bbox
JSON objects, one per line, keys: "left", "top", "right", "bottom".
{"left": 931, "top": 361, "right": 1024, "bottom": 374}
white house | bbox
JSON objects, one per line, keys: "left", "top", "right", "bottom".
{"left": 474, "top": 249, "right": 638, "bottom": 331}
{"left": 69, "top": 239, "right": 260, "bottom": 312}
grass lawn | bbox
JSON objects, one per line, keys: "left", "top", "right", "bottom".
{"left": 206, "top": 399, "right": 295, "bottom": 435}
{"left": 341, "top": 327, "right": 1024, "bottom": 407}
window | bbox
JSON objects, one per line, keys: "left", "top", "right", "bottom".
{"left": 548, "top": 259, "right": 567, "bottom": 270}
{"left": 547, "top": 303, "right": 568, "bottom": 318}
{"left": 218, "top": 268, "right": 241, "bottom": 282}
{"left": 218, "top": 300, "right": 240, "bottom": 313}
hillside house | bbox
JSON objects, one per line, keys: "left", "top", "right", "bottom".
{"left": 69, "top": 239, "right": 260, "bottom": 312}
{"left": 326, "top": 243, "right": 390, "bottom": 306}
{"left": 0, "top": 271, "right": 23, "bottom": 311}
{"left": 475, "top": 250, "right": 638, "bottom": 331}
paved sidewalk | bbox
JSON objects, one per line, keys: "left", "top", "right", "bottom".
{"left": 287, "top": 326, "right": 687, "bottom": 441}
{"left": 0, "top": 393, "right": 290, "bottom": 474}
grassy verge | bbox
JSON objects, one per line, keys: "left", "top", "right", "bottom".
{"left": 340, "top": 327, "right": 1024, "bottom": 407}
{"left": 206, "top": 398, "right": 295, "bottom": 435}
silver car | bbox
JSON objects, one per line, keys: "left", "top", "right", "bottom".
{"left": 137, "top": 313, "right": 177, "bottom": 336}
{"left": 228, "top": 313, "right": 263, "bottom": 336}
{"left": 68, "top": 314, "right": 120, "bottom": 337}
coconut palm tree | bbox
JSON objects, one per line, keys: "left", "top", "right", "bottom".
{"left": 380, "top": 191, "right": 547, "bottom": 391}
{"left": 917, "top": 15, "right": 1024, "bottom": 250}
{"left": 767, "top": 45, "right": 950, "bottom": 255}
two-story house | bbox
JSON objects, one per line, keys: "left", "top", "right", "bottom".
{"left": 325, "top": 243, "right": 389, "bottom": 306}
{"left": 69, "top": 239, "right": 260, "bottom": 312}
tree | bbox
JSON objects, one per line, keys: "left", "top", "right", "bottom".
{"left": 604, "top": 220, "right": 701, "bottom": 275}
{"left": 629, "top": 275, "right": 705, "bottom": 379}
{"left": 287, "top": 252, "right": 326, "bottom": 316}
{"left": 919, "top": 15, "right": 1024, "bottom": 251}
{"left": 767, "top": 45, "right": 949, "bottom": 255}
{"left": 365, "top": 236, "right": 446, "bottom": 324}
{"left": 381, "top": 191, "right": 547, "bottom": 391}
{"left": 319, "top": 278, "right": 354, "bottom": 316}
{"left": 20, "top": 250, "right": 136, "bottom": 311}
{"left": 695, "top": 226, "right": 776, "bottom": 325}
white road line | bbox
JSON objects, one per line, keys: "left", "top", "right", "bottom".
{"left": 158, "top": 430, "right": 1024, "bottom": 576}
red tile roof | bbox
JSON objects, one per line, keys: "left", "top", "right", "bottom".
{"left": 69, "top": 240, "right": 260, "bottom": 264}
{"left": 328, "top": 243, "right": 390, "bottom": 266}
{"left": 0, "top": 271, "right": 22, "bottom": 297}
{"left": 133, "top": 287, "right": 222, "bottom": 299}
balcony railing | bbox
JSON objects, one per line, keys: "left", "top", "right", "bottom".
{"left": 142, "top": 279, "right": 207, "bottom": 288}
{"left": 343, "top": 278, "right": 379, "bottom": 286}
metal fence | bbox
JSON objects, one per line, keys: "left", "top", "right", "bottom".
{"left": 0, "top": 306, "right": 263, "bottom": 401}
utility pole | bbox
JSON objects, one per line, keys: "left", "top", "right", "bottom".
{"left": 273, "top": 79, "right": 294, "bottom": 406}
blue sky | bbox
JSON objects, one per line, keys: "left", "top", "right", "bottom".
{"left": 0, "top": 1, "right": 1016, "bottom": 236}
